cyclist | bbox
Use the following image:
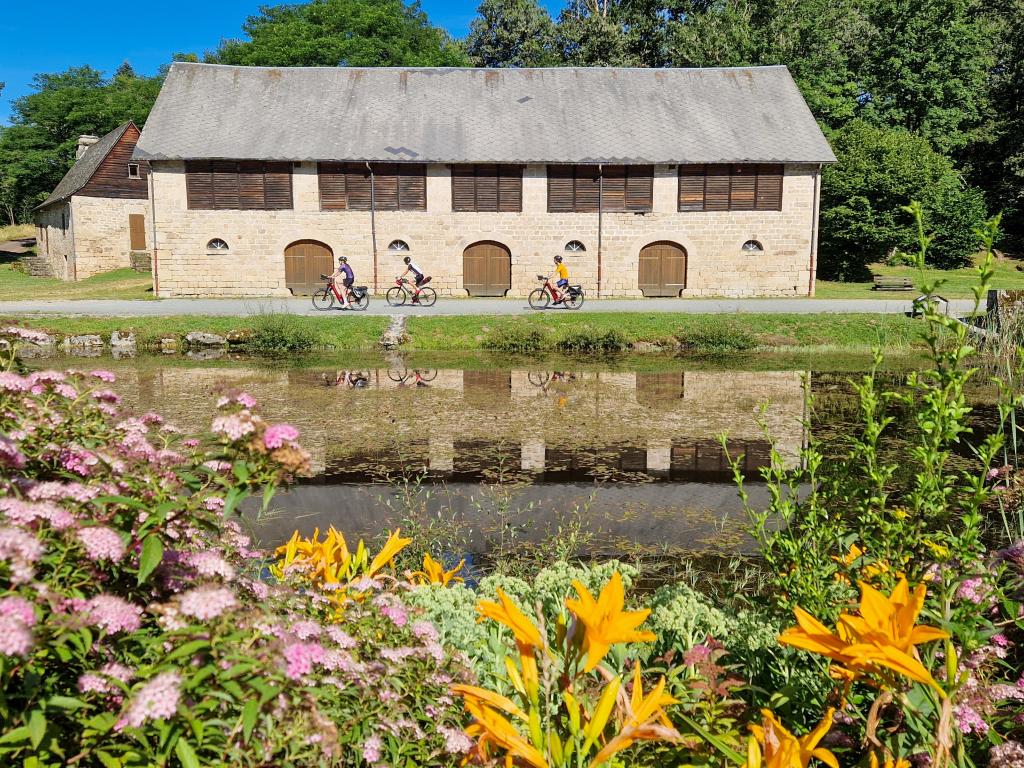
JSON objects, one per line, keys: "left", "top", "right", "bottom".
{"left": 330, "top": 256, "right": 356, "bottom": 309}
{"left": 397, "top": 255, "right": 427, "bottom": 304}
{"left": 550, "top": 255, "right": 570, "bottom": 304}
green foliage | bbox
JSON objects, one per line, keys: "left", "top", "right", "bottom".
{"left": 556, "top": 325, "right": 630, "bottom": 354}
{"left": 465, "top": 0, "right": 559, "bottom": 66}
{"left": 481, "top": 323, "right": 550, "bottom": 354}
{"left": 246, "top": 313, "right": 317, "bottom": 355}
{"left": 0, "top": 66, "right": 162, "bottom": 223}
{"left": 640, "top": 582, "right": 736, "bottom": 660}
{"left": 210, "top": 0, "right": 468, "bottom": 67}
{"left": 676, "top": 323, "right": 756, "bottom": 354}
{"left": 819, "top": 121, "right": 988, "bottom": 279}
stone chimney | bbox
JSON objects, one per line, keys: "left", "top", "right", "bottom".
{"left": 76, "top": 135, "right": 100, "bottom": 160}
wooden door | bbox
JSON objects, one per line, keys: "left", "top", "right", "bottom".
{"left": 284, "top": 240, "right": 334, "bottom": 296}
{"left": 638, "top": 242, "right": 687, "bottom": 297}
{"left": 463, "top": 241, "right": 511, "bottom": 297}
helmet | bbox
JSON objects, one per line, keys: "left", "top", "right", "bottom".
{"left": 403, "top": 256, "right": 411, "bottom": 264}
{"left": 554, "top": 255, "right": 563, "bottom": 263}
{"left": 338, "top": 256, "right": 348, "bottom": 263}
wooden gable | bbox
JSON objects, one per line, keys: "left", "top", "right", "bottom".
{"left": 78, "top": 123, "right": 150, "bottom": 200}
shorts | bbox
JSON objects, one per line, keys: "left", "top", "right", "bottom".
{"left": 414, "top": 274, "right": 426, "bottom": 287}
{"left": 556, "top": 278, "right": 569, "bottom": 288}
{"left": 342, "top": 277, "right": 354, "bottom": 288}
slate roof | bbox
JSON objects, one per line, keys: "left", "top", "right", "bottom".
{"left": 37, "top": 122, "right": 134, "bottom": 209}
{"left": 134, "top": 63, "right": 836, "bottom": 165}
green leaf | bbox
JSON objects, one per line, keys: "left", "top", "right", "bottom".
{"left": 232, "top": 461, "right": 250, "bottom": 483}
{"left": 0, "top": 726, "right": 29, "bottom": 745}
{"left": 95, "top": 750, "right": 122, "bottom": 768}
{"left": 676, "top": 713, "right": 745, "bottom": 765}
{"left": 241, "top": 700, "right": 258, "bottom": 743}
{"left": 137, "top": 535, "right": 164, "bottom": 585}
{"left": 27, "top": 710, "right": 46, "bottom": 749}
{"left": 174, "top": 736, "right": 200, "bottom": 768}
{"left": 47, "top": 696, "right": 86, "bottom": 711}
{"left": 163, "top": 639, "right": 211, "bottom": 665}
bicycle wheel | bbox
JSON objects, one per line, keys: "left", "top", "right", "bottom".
{"left": 527, "top": 371, "right": 551, "bottom": 387}
{"left": 528, "top": 288, "right": 550, "bottom": 310}
{"left": 564, "top": 290, "right": 585, "bottom": 310}
{"left": 387, "top": 369, "right": 409, "bottom": 383}
{"left": 417, "top": 287, "right": 437, "bottom": 307}
{"left": 417, "top": 369, "right": 438, "bottom": 382}
{"left": 351, "top": 291, "right": 370, "bottom": 311}
{"left": 311, "top": 288, "right": 334, "bottom": 311}
{"left": 386, "top": 287, "right": 407, "bottom": 307}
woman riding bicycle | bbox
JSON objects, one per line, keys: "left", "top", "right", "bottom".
{"left": 551, "top": 255, "right": 570, "bottom": 305}
{"left": 330, "top": 256, "right": 356, "bottom": 309}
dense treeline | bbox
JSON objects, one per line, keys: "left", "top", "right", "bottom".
{"left": 1, "top": 0, "right": 1021, "bottom": 280}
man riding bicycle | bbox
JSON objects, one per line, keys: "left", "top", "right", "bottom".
{"left": 397, "top": 255, "right": 428, "bottom": 304}
{"left": 550, "top": 255, "right": 570, "bottom": 305}
{"left": 330, "top": 256, "right": 355, "bottom": 309}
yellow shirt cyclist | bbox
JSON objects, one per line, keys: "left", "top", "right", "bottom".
{"left": 552, "top": 255, "right": 569, "bottom": 303}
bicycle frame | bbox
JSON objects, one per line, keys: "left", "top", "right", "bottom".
{"left": 327, "top": 278, "right": 356, "bottom": 304}
{"left": 541, "top": 278, "right": 562, "bottom": 301}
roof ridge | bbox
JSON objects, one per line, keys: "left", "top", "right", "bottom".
{"left": 170, "top": 61, "right": 790, "bottom": 74}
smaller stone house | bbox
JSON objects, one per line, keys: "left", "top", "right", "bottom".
{"left": 33, "top": 122, "right": 151, "bottom": 280}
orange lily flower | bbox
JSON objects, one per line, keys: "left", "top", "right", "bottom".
{"left": 566, "top": 572, "right": 656, "bottom": 672}
{"left": 452, "top": 683, "right": 529, "bottom": 721}
{"left": 625, "top": 662, "right": 677, "bottom": 730}
{"left": 477, "top": 589, "right": 544, "bottom": 651}
{"left": 411, "top": 553, "right": 465, "bottom": 586}
{"left": 870, "top": 751, "right": 911, "bottom": 768}
{"left": 454, "top": 686, "right": 548, "bottom": 768}
{"left": 368, "top": 528, "right": 412, "bottom": 576}
{"left": 779, "top": 578, "right": 948, "bottom": 694}
{"left": 746, "top": 708, "right": 838, "bottom": 768}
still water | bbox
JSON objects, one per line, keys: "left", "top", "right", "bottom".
{"left": 23, "top": 354, "right": 942, "bottom": 558}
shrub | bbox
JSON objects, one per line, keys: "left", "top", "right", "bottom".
{"left": 247, "top": 313, "right": 317, "bottom": 355}
{"left": 556, "top": 325, "right": 630, "bottom": 354}
{"left": 481, "top": 323, "right": 549, "bottom": 354}
{"left": 676, "top": 323, "right": 756, "bottom": 353}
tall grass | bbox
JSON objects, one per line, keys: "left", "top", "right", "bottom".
{"left": 246, "top": 313, "right": 317, "bottom": 355}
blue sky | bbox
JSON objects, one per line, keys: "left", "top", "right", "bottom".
{"left": 0, "top": 0, "right": 561, "bottom": 125}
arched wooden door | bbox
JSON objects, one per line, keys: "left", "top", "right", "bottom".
{"left": 284, "top": 240, "right": 333, "bottom": 296}
{"left": 638, "top": 241, "right": 687, "bottom": 297}
{"left": 463, "top": 241, "right": 511, "bottom": 297}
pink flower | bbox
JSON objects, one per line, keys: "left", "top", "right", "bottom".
{"left": 373, "top": 596, "right": 407, "bottom": 627}
{"left": 0, "top": 614, "right": 34, "bottom": 656}
{"left": 0, "top": 595, "right": 36, "bottom": 626}
{"left": 283, "top": 642, "right": 325, "bottom": 680}
{"left": 0, "top": 372, "right": 29, "bottom": 392}
{"left": 957, "top": 578, "right": 987, "bottom": 604}
{"left": 91, "top": 389, "right": 121, "bottom": 404}
{"left": 412, "top": 620, "right": 439, "bottom": 643}
{"left": 77, "top": 527, "right": 126, "bottom": 562}
{"left": 203, "top": 497, "right": 225, "bottom": 511}
{"left": 326, "top": 626, "right": 357, "bottom": 649}
{"left": 60, "top": 447, "right": 100, "bottom": 477}
{"left": 263, "top": 423, "right": 300, "bottom": 449}
{"left": 178, "top": 586, "right": 237, "bottom": 621}
{"left": 79, "top": 663, "right": 133, "bottom": 694}
{"left": 439, "top": 725, "right": 474, "bottom": 754}
{"left": 210, "top": 414, "right": 254, "bottom": 441}
{"left": 954, "top": 703, "right": 989, "bottom": 735}
{"left": 26, "top": 481, "right": 98, "bottom": 503}
{"left": 82, "top": 595, "right": 143, "bottom": 634}
{"left": 89, "top": 370, "right": 116, "bottom": 382}
{"left": 0, "top": 436, "right": 25, "bottom": 469}
{"left": 0, "top": 525, "right": 44, "bottom": 563}
{"left": 123, "top": 671, "right": 182, "bottom": 728}
{"left": 188, "top": 551, "right": 234, "bottom": 580}
{"left": 54, "top": 383, "right": 78, "bottom": 399}
{"left": 362, "top": 735, "right": 383, "bottom": 763}
{"left": 291, "top": 620, "right": 321, "bottom": 640}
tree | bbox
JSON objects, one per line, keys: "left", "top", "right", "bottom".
{"left": 466, "top": 0, "right": 559, "bottom": 67}
{"left": 818, "top": 120, "right": 988, "bottom": 279}
{"left": 556, "top": 2, "right": 638, "bottom": 66}
{"left": 0, "top": 66, "right": 162, "bottom": 223}
{"left": 210, "top": 0, "right": 468, "bottom": 67}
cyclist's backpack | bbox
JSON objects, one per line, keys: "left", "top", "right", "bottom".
{"left": 352, "top": 286, "right": 367, "bottom": 298}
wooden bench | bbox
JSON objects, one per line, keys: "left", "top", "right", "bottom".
{"left": 872, "top": 275, "right": 914, "bottom": 291}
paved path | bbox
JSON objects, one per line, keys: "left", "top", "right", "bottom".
{"left": 0, "top": 296, "right": 974, "bottom": 317}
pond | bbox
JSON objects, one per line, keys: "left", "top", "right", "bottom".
{"left": 19, "top": 352, "right": 998, "bottom": 561}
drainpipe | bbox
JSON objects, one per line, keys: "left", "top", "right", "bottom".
{"left": 597, "top": 165, "right": 603, "bottom": 298}
{"left": 149, "top": 165, "right": 159, "bottom": 296}
{"left": 367, "top": 162, "right": 378, "bottom": 293}
{"left": 69, "top": 202, "right": 77, "bottom": 281}
{"left": 808, "top": 164, "right": 821, "bottom": 296}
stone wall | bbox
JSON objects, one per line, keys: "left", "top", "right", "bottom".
{"left": 150, "top": 161, "right": 820, "bottom": 298}
{"left": 70, "top": 196, "right": 152, "bottom": 279}
{"left": 33, "top": 203, "right": 74, "bottom": 279}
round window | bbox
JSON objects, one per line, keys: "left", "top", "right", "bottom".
{"left": 564, "top": 240, "right": 586, "bottom": 253}
{"left": 742, "top": 240, "right": 764, "bottom": 252}
{"left": 207, "top": 238, "right": 229, "bottom": 251}
{"left": 388, "top": 240, "right": 410, "bottom": 252}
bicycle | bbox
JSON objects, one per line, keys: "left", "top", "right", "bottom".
{"left": 387, "top": 368, "right": 438, "bottom": 386}
{"left": 528, "top": 275, "right": 584, "bottom": 310}
{"left": 312, "top": 274, "right": 369, "bottom": 311}
{"left": 386, "top": 276, "right": 437, "bottom": 307}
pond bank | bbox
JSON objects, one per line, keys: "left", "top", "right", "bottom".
{"left": 0, "top": 311, "right": 928, "bottom": 355}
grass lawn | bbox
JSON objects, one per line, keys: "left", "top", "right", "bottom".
{"left": 0, "top": 223, "right": 35, "bottom": 242}
{"left": 0, "top": 265, "right": 155, "bottom": 301}
{"left": 406, "top": 312, "right": 927, "bottom": 353}
{"left": 815, "top": 257, "right": 1024, "bottom": 299}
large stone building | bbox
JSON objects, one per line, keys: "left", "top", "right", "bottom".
{"left": 33, "top": 122, "right": 151, "bottom": 280}
{"left": 69, "top": 63, "right": 835, "bottom": 298}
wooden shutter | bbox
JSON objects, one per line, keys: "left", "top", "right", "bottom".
{"left": 497, "top": 165, "right": 522, "bottom": 212}
{"left": 678, "top": 165, "right": 705, "bottom": 211}
{"left": 211, "top": 161, "right": 239, "bottom": 209}
{"left": 730, "top": 165, "right": 756, "bottom": 211}
{"left": 128, "top": 213, "right": 146, "bottom": 250}
{"left": 704, "top": 165, "right": 731, "bottom": 211}
{"left": 452, "top": 165, "right": 476, "bottom": 211}
{"left": 238, "top": 160, "right": 266, "bottom": 209}
{"left": 475, "top": 164, "right": 499, "bottom": 211}
{"left": 625, "top": 166, "right": 653, "bottom": 211}
{"left": 185, "top": 161, "right": 214, "bottom": 209}
{"left": 601, "top": 166, "right": 626, "bottom": 211}
{"left": 397, "top": 164, "right": 426, "bottom": 210}
{"left": 344, "top": 164, "right": 373, "bottom": 210}
{"left": 548, "top": 165, "right": 575, "bottom": 212}
{"left": 575, "top": 166, "right": 600, "bottom": 212}
{"left": 263, "top": 162, "right": 293, "bottom": 209}
{"left": 755, "top": 164, "right": 783, "bottom": 210}
{"left": 372, "top": 163, "right": 399, "bottom": 210}
{"left": 319, "top": 162, "right": 347, "bottom": 210}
